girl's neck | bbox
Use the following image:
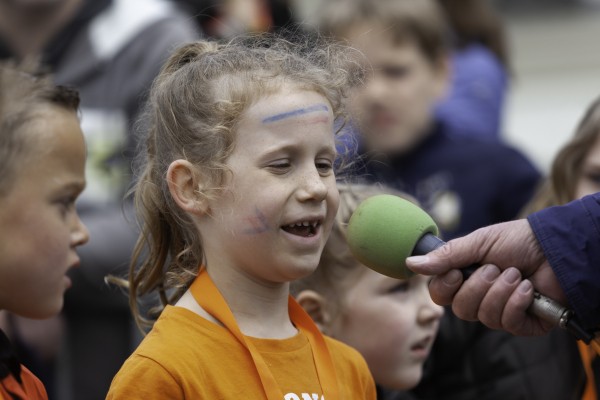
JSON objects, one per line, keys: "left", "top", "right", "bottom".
{"left": 177, "top": 267, "right": 297, "bottom": 339}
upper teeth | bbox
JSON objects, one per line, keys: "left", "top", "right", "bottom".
{"left": 287, "top": 221, "right": 318, "bottom": 228}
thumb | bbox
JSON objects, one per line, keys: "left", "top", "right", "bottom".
{"left": 406, "top": 234, "right": 481, "bottom": 275}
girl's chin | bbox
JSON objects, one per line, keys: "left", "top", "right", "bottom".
{"left": 285, "top": 264, "right": 319, "bottom": 281}
{"left": 19, "top": 303, "right": 63, "bottom": 320}
{"left": 379, "top": 368, "right": 424, "bottom": 392}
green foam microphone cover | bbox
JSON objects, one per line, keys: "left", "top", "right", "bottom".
{"left": 346, "top": 194, "right": 439, "bottom": 279}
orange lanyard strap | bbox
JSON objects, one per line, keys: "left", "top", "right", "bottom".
{"left": 190, "top": 269, "right": 340, "bottom": 400}
{"left": 578, "top": 340, "right": 598, "bottom": 400}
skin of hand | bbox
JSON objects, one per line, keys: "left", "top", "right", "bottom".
{"left": 406, "top": 219, "right": 568, "bottom": 336}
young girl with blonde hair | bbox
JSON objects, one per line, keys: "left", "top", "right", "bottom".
{"left": 106, "top": 34, "right": 375, "bottom": 399}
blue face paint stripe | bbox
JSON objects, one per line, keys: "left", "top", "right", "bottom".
{"left": 261, "top": 104, "right": 329, "bottom": 124}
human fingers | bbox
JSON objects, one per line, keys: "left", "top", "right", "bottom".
{"left": 451, "top": 264, "right": 501, "bottom": 321}
{"left": 407, "top": 227, "right": 493, "bottom": 276}
{"left": 406, "top": 240, "right": 471, "bottom": 276}
{"left": 501, "top": 280, "right": 554, "bottom": 336}
{"left": 427, "top": 269, "right": 463, "bottom": 305}
{"left": 477, "top": 267, "right": 522, "bottom": 330}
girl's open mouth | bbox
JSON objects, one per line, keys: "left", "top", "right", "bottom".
{"left": 282, "top": 221, "right": 320, "bottom": 237}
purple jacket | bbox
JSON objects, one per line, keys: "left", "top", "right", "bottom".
{"left": 435, "top": 44, "right": 507, "bottom": 141}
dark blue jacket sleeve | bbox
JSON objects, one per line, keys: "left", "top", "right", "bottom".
{"left": 527, "top": 192, "right": 600, "bottom": 329}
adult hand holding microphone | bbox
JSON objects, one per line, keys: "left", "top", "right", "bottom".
{"left": 406, "top": 219, "right": 562, "bottom": 336}
{"left": 347, "top": 194, "right": 599, "bottom": 351}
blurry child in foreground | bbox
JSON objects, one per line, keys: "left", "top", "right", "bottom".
{"left": 293, "top": 183, "right": 444, "bottom": 399}
{"left": 0, "top": 61, "right": 89, "bottom": 399}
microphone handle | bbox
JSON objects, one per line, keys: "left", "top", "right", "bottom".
{"left": 414, "top": 233, "right": 594, "bottom": 343}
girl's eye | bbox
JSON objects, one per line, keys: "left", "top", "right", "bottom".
{"left": 57, "top": 197, "right": 77, "bottom": 217}
{"left": 584, "top": 172, "right": 600, "bottom": 185}
{"left": 379, "top": 65, "right": 410, "bottom": 80}
{"left": 268, "top": 161, "right": 291, "bottom": 173}
{"left": 316, "top": 159, "right": 333, "bottom": 174}
{"left": 388, "top": 281, "right": 410, "bottom": 294}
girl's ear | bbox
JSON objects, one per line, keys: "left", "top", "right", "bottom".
{"left": 167, "top": 160, "right": 209, "bottom": 215}
{"left": 296, "top": 290, "right": 332, "bottom": 334}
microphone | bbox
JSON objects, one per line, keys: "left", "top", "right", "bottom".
{"left": 346, "top": 194, "right": 594, "bottom": 343}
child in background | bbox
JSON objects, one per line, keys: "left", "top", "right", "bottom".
{"left": 524, "top": 95, "right": 600, "bottom": 399}
{"left": 525, "top": 95, "right": 600, "bottom": 211}
{"left": 292, "top": 183, "right": 444, "bottom": 399}
{"left": 0, "top": 61, "right": 89, "bottom": 399}
{"left": 106, "top": 35, "right": 376, "bottom": 399}
{"left": 314, "top": 0, "right": 539, "bottom": 241}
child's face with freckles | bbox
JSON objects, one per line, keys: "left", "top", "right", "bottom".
{"left": 198, "top": 85, "right": 340, "bottom": 285}
{"left": 0, "top": 105, "right": 89, "bottom": 319}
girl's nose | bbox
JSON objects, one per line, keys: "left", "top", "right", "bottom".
{"left": 298, "top": 168, "right": 328, "bottom": 202}
{"left": 417, "top": 284, "right": 445, "bottom": 325}
{"left": 364, "top": 73, "right": 388, "bottom": 102}
{"left": 71, "top": 214, "right": 89, "bottom": 247}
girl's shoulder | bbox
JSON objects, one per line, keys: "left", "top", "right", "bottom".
{"left": 323, "top": 335, "right": 372, "bottom": 377}
{"left": 323, "top": 336, "right": 377, "bottom": 399}
{"left": 108, "top": 305, "right": 245, "bottom": 398}
{"left": 135, "top": 305, "right": 234, "bottom": 356}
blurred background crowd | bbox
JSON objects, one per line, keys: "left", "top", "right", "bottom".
{"left": 0, "top": 0, "right": 599, "bottom": 399}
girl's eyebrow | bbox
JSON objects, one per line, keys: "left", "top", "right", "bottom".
{"left": 54, "top": 180, "right": 86, "bottom": 194}
{"left": 261, "top": 103, "right": 329, "bottom": 124}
